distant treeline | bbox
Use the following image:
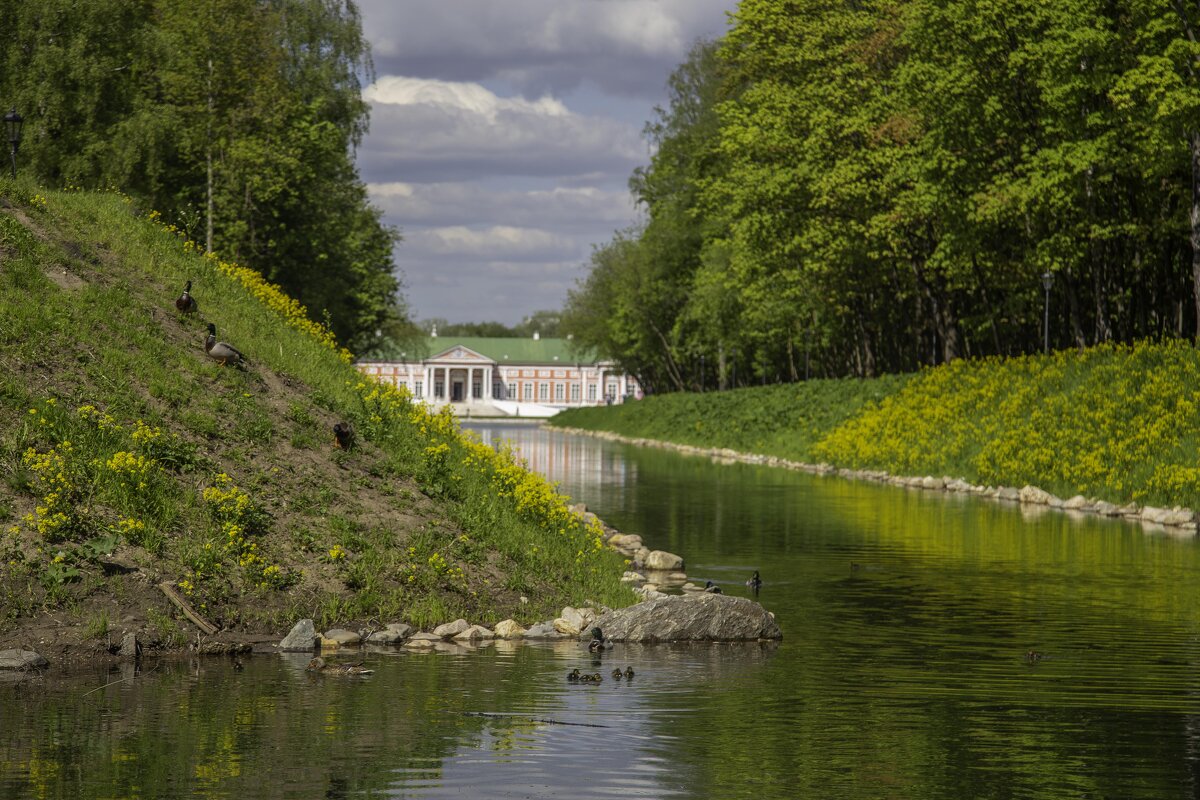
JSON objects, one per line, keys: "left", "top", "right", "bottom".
{"left": 0, "top": 0, "right": 408, "bottom": 353}
{"left": 563, "top": 0, "right": 1200, "bottom": 391}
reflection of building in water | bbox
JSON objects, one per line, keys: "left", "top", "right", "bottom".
{"left": 470, "top": 426, "right": 631, "bottom": 491}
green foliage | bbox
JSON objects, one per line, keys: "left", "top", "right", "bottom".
{"left": 564, "top": 0, "right": 1200, "bottom": 385}
{"left": 0, "top": 0, "right": 406, "bottom": 351}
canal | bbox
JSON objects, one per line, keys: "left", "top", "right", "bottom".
{"left": 3, "top": 422, "right": 1199, "bottom": 798}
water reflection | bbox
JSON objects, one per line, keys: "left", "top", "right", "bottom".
{"left": 5, "top": 424, "right": 1200, "bottom": 798}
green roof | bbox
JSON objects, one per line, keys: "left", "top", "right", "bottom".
{"left": 361, "top": 336, "right": 600, "bottom": 365}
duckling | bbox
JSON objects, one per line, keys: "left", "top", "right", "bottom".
{"left": 577, "top": 673, "right": 595, "bottom": 683}
{"left": 746, "top": 570, "right": 762, "bottom": 592}
{"left": 306, "top": 657, "right": 373, "bottom": 675}
{"left": 1025, "top": 650, "right": 1043, "bottom": 663}
{"left": 591, "top": 673, "right": 603, "bottom": 682}
{"left": 567, "top": 668, "right": 581, "bottom": 682}
{"left": 611, "top": 668, "right": 623, "bottom": 680}
{"left": 624, "top": 666, "right": 634, "bottom": 680}
{"left": 703, "top": 580, "right": 722, "bottom": 594}
{"left": 205, "top": 323, "right": 247, "bottom": 367}
{"left": 333, "top": 422, "right": 355, "bottom": 450}
{"left": 588, "top": 626, "right": 613, "bottom": 652}
{"left": 175, "top": 280, "right": 198, "bottom": 313}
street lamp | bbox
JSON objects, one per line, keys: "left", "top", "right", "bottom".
{"left": 1041, "top": 271, "right": 1054, "bottom": 354}
{"left": 3, "top": 107, "right": 23, "bottom": 179}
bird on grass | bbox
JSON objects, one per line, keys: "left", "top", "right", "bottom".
{"left": 704, "top": 580, "right": 722, "bottom": 594}
{"left": 175, "top": 280, "right": 198, "bottom": 313}
{"left": 746, "top": 570, "right": 763, "bottom": 592}
{"left": 205, "top": 323, "right": 247, "bottom": 368}
{"left": 307, "top": 657, "right": 373, "bottom": 675}
{"left": 588, "top": 627, "right": 613, "bottom": 652}
{"left": 333, "top": 422, "right": 355, "bottom": 450}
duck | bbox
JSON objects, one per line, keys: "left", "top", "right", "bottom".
{"left": 746, "top": 570, "right": 762, "bottom": 592}
{"left": 703, "top": 580, "right": 722, "bottom": 594}
{"left": 307, "top": 657, "right": 373, "bottom": 675}
{"left": 205, "top": 323, "right": 247, "bottom": 367}
{"left": 624, "top": 666, "right": 634, "bottom": 680}
{"left": 333, "top": 422, "right": 355, "bottom": 450}
{"left": 611, "top": 668, "right": 623, "bottom": 680}
{"left": 1025, "top": 650, "right": 1043, "bottom": 663}
{"left": 175, "top": 280, "right": 198, "bottom": 313}
{"left": 588, "top": 627, "right": 613, "bottom": 652}
{"left": 567, "top": 668, "right": 581, "bottom": 682}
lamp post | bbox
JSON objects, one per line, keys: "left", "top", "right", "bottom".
{"left": 3, "top": 108, "right": 23, "bottom": 179}
{"left": 1041, "top": 271, "right": 1054, "bottom": 354}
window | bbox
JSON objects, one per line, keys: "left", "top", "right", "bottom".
{"left": 435, "top": 380, "right": 444, "bottom": 399}
{"left": 539, "top": 383, "right": 549, "bottom": 401}
{"left": 555, "top": 383, "right": 565, "bottom": 402}
{"left": 414, "top": 380, "right": 423, "bottom": 397}
{"left": 607, "top": 382, "right": 617, "bottom": 400}
{"left": 507, "top": 382, "right": 516, "bottom": 399}
{"left": 587, "top": 383, "right": 597, "bottom": 402}
{"left": 493, "top": 382, "right": 503, "bottom": 399}
{"left": 570, "top": 384, "right": 580, "bottom": 402}
{"left": 473, "top": 382, "right": 482, "bottom": 399}
{"left": 523, "top": 382, "right": 533, "bottom": 400}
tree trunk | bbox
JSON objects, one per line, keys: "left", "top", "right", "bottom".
{"left": 1191, "top": 130, "right": 1200, "bottom": 342}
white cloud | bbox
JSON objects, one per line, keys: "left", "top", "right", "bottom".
{"left": 368, "top": 181, "right": 636, "bottom": 231}
{"left": 407, "top": 225, "right": 576, "bottom": 259}
{"left": 360, "top": 77, "right": 644, "bottom": 182}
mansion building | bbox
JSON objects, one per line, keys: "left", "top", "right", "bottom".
{"left": 356, "top": 333, "right": 642, "bottom": 415}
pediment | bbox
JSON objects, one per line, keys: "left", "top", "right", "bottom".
{"left": 428, "top": 344, "right": 493, "bottom": 363}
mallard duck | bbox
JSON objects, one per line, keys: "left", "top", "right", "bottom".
{"left": 567, "top": 668, "right": 581, "bottom": 682}
{"left": 307, "top": 657, "right": 373, "bottom": 675}
{"left": 746, "top": 570, "right": 762, "bottom": 592}
{"left": 704, "top": 580, "right": 722, "bottom": 594}
{"left": 588, "top": 627, "right": 613, "bottom": 652}
{"left": 205, "top": 323, "right": 247, "bottom": 367}
{"left": 624, "top": 666, "right": 634, "bottom": 680}
{"left": 333, "top": 422, "right": 355, "bottom": 450}
{"left": 611, "top": 668, "right": 623, "bottom": 680}
{"left": 175, "top": 280, "right": 198, "bottom": 313}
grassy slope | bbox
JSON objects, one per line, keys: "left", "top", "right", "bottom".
{"left": 552, "top": 342, "right": 1200, "bottom": 511}
{"left": 0, "top": 182, "right": 632, "bottom": 653}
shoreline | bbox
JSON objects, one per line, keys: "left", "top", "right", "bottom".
{"left": 551, "top": 426, "right": 1199, "bottom": 536}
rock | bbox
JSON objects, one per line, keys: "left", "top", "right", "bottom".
{"left": 404, "top": 632, "right": 443, "bottom": 648}
{"left": 1063, "top": 495, "right": 1090, "bottom": 510}
{"left": 319, "top": 637, "right": 341, "bottom": 649}
{"left": 0, "top": 649, "right": 48, "bottom": 670}
{"left": 1119, "top": 503, "right": 1140, "bottom": 517}
{"left": 385, "top": 622, "right": 414, "bottom": 637}
{"left": 1162, "top": 508, "right": 1195, "bottom": 527}
{"left": 592, "top": 594, "right": 782, "bottom": 642}
{"left": 524, "top": 621, "right": 569, "bottom": 639}
{"left": 1019, "top": 485, "right": 1054, "bottom": 505}
{"left": 558, "top": 606, "right": 595, "bottom": 632}
{"left": 493, "top": 619, "right": 527, "bottom": 639}
{"left": 454, "top": 624, "right": 495, "bottom": 642}
{"left": 997, "top": 487, "right": 1020, "bottom": 501}
{"left": 323, "top": 628, "right": 361, "bottom": 646}
{"left": 643, "top": 550, "right": 684, "bottom": 570}
{"left": 1094, "top": 501, "right": 1121, "bottom": 516}
{"left": 118, "top": 632, "right": 140, "bottom": 659}
{"left": 366, "top": 629, "right": 408, "bottom": 645}
{"left": 620, "top": 571, "right": 647, "bottom": 583}
{"left": 433, "top": 619, "right": 470, "bottom": 639}
{"left": 921, "top": 476, "right": 944, "bottom": 490}
{"left": 279, "top": 619, "right": 318, "bottom": 652}
{"left": 633, "top": 547, "right": 651, "bottom": 564}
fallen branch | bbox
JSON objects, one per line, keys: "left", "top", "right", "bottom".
{"left": 157, "top": 581, "right": 218, "bottom": 636}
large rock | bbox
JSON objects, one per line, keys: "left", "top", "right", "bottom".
{"left": 1019, "top": 485, "right": 1055, "bottom": 505}
{"left": 454, "top": 624, "right": 495, "bottom": 642}
{"left": 524, "top": 621, "right": 570, "bottom": 639}
{"left": 0, "top": 649, "right": 48, "bottom": 670}
{"left": 404, "top": 632, "right": 443, "bottom": 648}
{"left": 592, "top": 594, "right": 782, "bottom": 642}
{"left": 493, "top": 619, "right": 526, "bottom": 639}
{"left": 279, "top": 619, "right": 317, "bottom": 652}
{"left": 433, "top": 619, "right": 470, "bottom": 639}
{"left": 554, "top": 606, "right": 596, "bottom": 636}
{"left": 643, "top": 550, "right": 684, "bottom": 571}
{"left": 323, "top": 628, "right": 361, "bottom": 646}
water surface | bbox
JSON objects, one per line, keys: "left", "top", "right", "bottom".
{"left": 3, "top": 422, "right": 1200, "bottom": 798}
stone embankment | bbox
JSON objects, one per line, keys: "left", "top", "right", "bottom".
{"left": 554, "top": 427, "right": 1199, "bottom": 535}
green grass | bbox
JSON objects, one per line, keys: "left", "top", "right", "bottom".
{"left": 0, "top": 178, "right": 633, "bottom": 642}
{"left": 553, "top": 340, "right": 1200, "bottom": 510}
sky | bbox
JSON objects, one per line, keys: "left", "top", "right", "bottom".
{"left": 355, "top": 0, "right": 738, "bottom": 327}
